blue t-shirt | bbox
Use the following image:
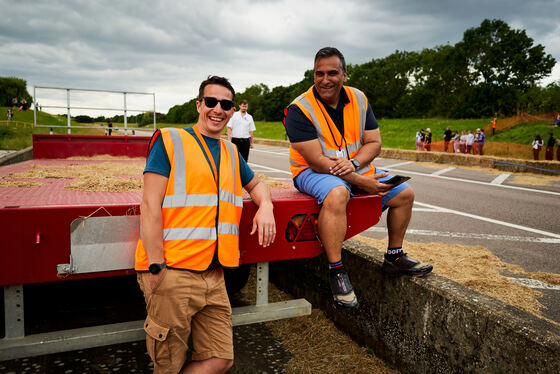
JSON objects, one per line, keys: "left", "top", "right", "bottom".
{"left": 144, "top": 127, "right": 254, "bottom": 186}
{"left": 476, "top": 133, "right": 485, "bottom": 144}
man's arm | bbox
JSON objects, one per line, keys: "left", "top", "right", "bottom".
{"left": 140, "top": 172, "right": 168, "bottom": 287}
{"left": 292, "top": 127, "right": 386, "bottom": 185}
{"left": 249, "top": 131, "right": 254, "bottom": 148}
{"left": 243, "top": 176, "right": 276, "bottom": 247}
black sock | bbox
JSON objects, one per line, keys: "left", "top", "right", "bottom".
{"left": 329, "top": 260, "right": 344, "bottom": 274}
{"left": 386, "top": 247, "right": 403, "bottom": 261}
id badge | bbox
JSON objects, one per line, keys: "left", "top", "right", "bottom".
{"left": 335, "top": 149, "right": 346, "bottom": 158}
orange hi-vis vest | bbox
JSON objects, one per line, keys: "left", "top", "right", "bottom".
{"left": 288, "top": 86, "right": 375, "bottom": 179}
{"left": 135, "top": 127, "right": 243, "bottom": 272}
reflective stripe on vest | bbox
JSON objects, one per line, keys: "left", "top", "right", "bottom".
{"left": 135, "top": 127, "right": 243, "bottom": 272}
{"left": 288, "top": 86, "right": 375, "bottom": 178}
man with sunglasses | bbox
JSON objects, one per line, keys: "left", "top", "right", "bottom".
{"left": 284, "top": 47, "right": 432, "bottom": 310}
{"left": 227, "top": 99, "right": 256, "bottom": 161}
{"left": 135, "top": 75, "right": 276, "bottom": 373}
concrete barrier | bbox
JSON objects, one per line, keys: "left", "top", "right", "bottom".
{"left": 270, "top": 239, "right": 560, "bottom": 374}
{"left": 0, "top": 147, "right": 33, "bottom": 166}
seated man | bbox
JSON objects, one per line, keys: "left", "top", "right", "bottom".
{"left": 284, "top": 47, "right": 432, "bottom": 309}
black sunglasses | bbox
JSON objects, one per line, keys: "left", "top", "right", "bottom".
{"left": 200, "top": 97, "right": 235, "bottom": 111}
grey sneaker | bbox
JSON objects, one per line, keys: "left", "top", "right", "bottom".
{"left": 329, "top": 269, "right": 359, "bottom": 309}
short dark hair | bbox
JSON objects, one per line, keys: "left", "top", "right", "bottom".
{"left": 198, "top": 75, "right": 235, "bottom": 101}
{"left": 314, "top": 47, "right": 347, "bottom": 73}
{"left": 240, "top": 99, "right": 248, "bottom": 105}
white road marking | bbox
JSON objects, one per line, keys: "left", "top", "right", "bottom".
{"left": 507, "top": 277, "right": 560, "bottom": 290}
{"left": 248, "top": 163, "right": 292, "bottom": 175}
{"left": 384, "top": 167, "right": 560, "bottom": 196}
{"left": 365, "top": 226, "right": 560, "bottom": 243}
{"left": 252, "top": 148, "right": 289, "bottom": 156}
{"left": 491, "top": 173, "right": 511, "bottom": 185}
{"left": 412, "top": 207, "right": 440, "bottom": 212}
{"left": 414, "top": 201, "right": 560, "bottom": 238}
{"left": 432, "top": 167, "right": 456, "bottom": 176}
{"left": 382, "top": 161, "right": 413, "bottom": 169}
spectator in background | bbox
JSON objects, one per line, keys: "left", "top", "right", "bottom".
{"left": 546, "top": 133, "right": 556, "bottom": 160}
{"left": 107, "top": 118, "right": 113, "bottom": 136}
{"left": 424, "top": 128, "right": 432, "bottom": 151}
{"left": 415, "top": 129, "right": 424, "bottom": 151}
{"left": 443, "top": 126, "right": 452, "bottom": 152}
{"left": 466, "top": 130, "right": 474, "bottom": 154}
{"left": 227, "top": 99, "right": 256, "bottom": 162}
{"left": 554, "top": 113, "right": 560, "bottom": 127}
{"left": 532, "top": 135, "right": 544, "bottom": 160}
{"left": 7, "top": 109, "right": 13, "bottom": 122}
{"left": 491, "top": 117, "right": 497, "bottom": 135}
{"left": 452, "top": 131, "right": 460, "bottom": 153}
{"left": 459, "top": 130, "right": 467, "bottom": 153}
{"left": 19, "top": 98, "right": 28, "bottom": 111}
{"left": 474, "top": 128, "right": 485, "bottom": 155}
{"left": 12, "top": 97, "right": 18, "bottom": 109}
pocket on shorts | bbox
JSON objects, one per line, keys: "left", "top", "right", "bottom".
{"left": 144, "top": 315, "right": 171, "bottom": 365}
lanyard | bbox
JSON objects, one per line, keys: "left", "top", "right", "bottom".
{"left": 314, "top": 96, "right": 349, "bottom": 158}
{"left": 192, "top": 125, "right": 218, "bottom": 183}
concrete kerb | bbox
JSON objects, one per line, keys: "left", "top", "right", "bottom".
{"left": 253, "top": 138, "right": 560, "bottom": 175}
{"left": 269, "top": 239, "right": 560, "bottom": 374}
{"left": 0, "top": 146, "right": 33, "bottom": 167}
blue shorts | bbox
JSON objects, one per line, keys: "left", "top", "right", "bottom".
{"left": 293, "top": 168, "right": 409, "bottom": 211}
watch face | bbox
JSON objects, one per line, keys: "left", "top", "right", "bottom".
{"left": 149, "top": 263, "right": 163, "bottom": 274}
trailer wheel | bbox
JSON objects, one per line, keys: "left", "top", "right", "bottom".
{"left": 224, "top": 264, "right": 252, "bottom": 296}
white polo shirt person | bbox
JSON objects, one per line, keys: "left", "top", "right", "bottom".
{"left": 227, "top": 99, "right": 256, "bottom": 161}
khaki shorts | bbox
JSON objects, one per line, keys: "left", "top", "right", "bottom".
{"left": 138, "top": 268, "right": 233, "bottom": 373}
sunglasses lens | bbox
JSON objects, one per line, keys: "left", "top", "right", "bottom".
{"left": 220, "top": 100, "right": 233, "bottom": 110}
{"left": 203, "top": 97, "right": 218, "bottom": 108}
{"left": 202, "top": 97, "right": 234, "bottom": 110}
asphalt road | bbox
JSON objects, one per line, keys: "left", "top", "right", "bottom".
{"left": 247, "top": 144, "right": 560, "bottom": 322}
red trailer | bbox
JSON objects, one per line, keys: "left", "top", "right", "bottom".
{"left": 0, "top": 134, "right": 382, "bottom": 360}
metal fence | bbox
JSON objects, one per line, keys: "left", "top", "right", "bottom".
{"left": 33, "top": 86, "right": 156, "bottom": 135}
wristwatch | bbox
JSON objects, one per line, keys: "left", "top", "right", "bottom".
{"left": 350, "top": 159, "right": 360, "bottom": 171}
{"left": 148, "top": 262, "right": 166, "bottom": 274}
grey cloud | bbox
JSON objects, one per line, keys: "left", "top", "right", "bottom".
{"left": 1, "top": 0, "right": 558, "bottom": 114}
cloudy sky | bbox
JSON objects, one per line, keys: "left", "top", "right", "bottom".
{"left": 2, "top": 0, "right": 559, "bottom": 117}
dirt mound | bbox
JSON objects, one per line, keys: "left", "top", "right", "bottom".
{"left": 483, "top": 112, "right": 555, "bottom": 134}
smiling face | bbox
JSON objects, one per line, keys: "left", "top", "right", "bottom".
{"left": 314, "top": 55, "right": 347, "bottom": 107}
{"left": 196, "top": 84, "right": 235, "bottom": 138}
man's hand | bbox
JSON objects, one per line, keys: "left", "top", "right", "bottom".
{"left": 148, "top": 268, "right": 166, "bottom": 290}
{"left": 250, "top": 201, "right": 276, "bottom": 247}
{"left": 357, "top": 172, "right": 392, "bottom": 196}
{"left": 244, "top": 176, "right": 276, "bottom": 247}
{"left": 328, "top": 156, "right": 354, "bottom": 176}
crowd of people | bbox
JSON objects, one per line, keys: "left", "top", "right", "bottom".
{"left": 532, "top": 132, "right": 560, "bottom": 161}
{"left": 12, "top": 97, "right": 29, "bottom": 111}
{"left": 416, "top": 127, "right": 486, "bottom": 155}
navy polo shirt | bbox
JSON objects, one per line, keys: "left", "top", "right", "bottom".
{"left": 285, "top": 86, "right": 379, "bottom": 143}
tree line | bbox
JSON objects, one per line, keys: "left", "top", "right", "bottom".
{"left": 168, "top": 19, "right": 558, "bottom": 123}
